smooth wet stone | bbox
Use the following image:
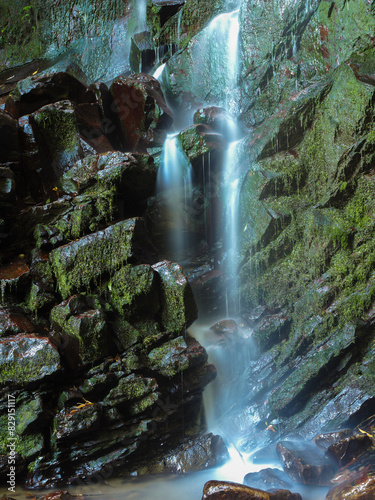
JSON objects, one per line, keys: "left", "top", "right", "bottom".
{"left": 0, "top": 307, "right": 34, "bottom": 337}
{"left": 5, "top": 71, "right": 95, "bottom": 119}
{"left": 210, "top": 319, "right": 238, "bottom": 336}
{"left": 276, "top": 441, "right": 334, "bottom": 485}
{"left": 326, "top": 434, "right": 373, "bottom": 467}
{"left": 244, "top": 468, "right": 291, "bottom": 491}
{"left": 143, "top": 433, "right": 229, "bottom": 474}
{"left": 0, "top": 334, "right": 60, "bottom": 385}
{"left": 110, "top": 73, "right": 173, "bottom": 151}
{"left": 269, "top": 323, "right": 360, "bottom": 416}
{"left": 39, "top": 491, "right": 74, "bottom": 500}
{"left": 152, "top": 260, "right": 198, "bottom": 333}
{"left": 54, "top": 404, "right": 102, "bottom": 441}
{"left": 242, "top": 305, "right": 267, "bottom": 327}
{"left": 251, "top": 310, "right": 292, "bottom": 352}
{"left": 148, "top": 336, "right": 189, "bottom": 377}
{"left": 202, "top": 480, "right": 302, "bottom": 499}
{"left": 326, "top": 474, "right": 375, "bottom": 500}
{"left": 313, "top": 429, "right": 353, "bottom": 450}
{"left": 193, "top": 106, "right": 246, "bottom": 142}
{"left": 50, "top": 217, "right": 151, "bottom": 298}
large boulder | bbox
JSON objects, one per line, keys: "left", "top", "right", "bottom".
{"left": 276, "top": 441, "right": 334, "bottom": 486}
{"left": 110, "top": 73, "right": 173, "bottom": 151}
{"left": 152, "top": 260, "right": 198, "bottom": 333}
{"left": 5, "top": 71, "right": 95, "bottom": 119}
{"left": 49, "top": 218, "right": 153, "bottom": 299}
{"left": 0, "top": 334, "right": 61, "bottom": 386}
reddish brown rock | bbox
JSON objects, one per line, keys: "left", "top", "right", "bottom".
{"left": 5, "top": 71, "right": 95, "bottom": 119}
{"left": 40, "top": 491, "right": 74, "bottom": 500}
{"left": 326, "top": 474, "right": 375, "bottom": 500}
{"left": 74, "top": 102, "right": 115, "bottom": 153}
{"left": 110, "top": 73, "right": 173, "bottom": 152}
{"left": 0, "top": 307, "right": 34, "bottom": 337}
{"left": 326, "top": 434, "right": 373, "bottom": 467}
{"left": 313, "top": 429, "right": 353, "bottom": 450}
{"left": 276, "top": 441, "right": 334, "bottom": 485}
{"left": 210, "top": 319, "right": 238, "bottom": 336}
{"left": 202, "top": 480, "right": 302, "bottom": 499}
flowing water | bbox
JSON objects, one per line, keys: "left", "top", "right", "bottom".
{"left": 155, "top": 134, "right": 193, "bottom": 261}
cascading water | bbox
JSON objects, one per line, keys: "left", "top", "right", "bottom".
{"left": 202, "top": 9, "right": 240, "bottom": 114}
{"left": 223, "top": 140, "right": 243, "bottom": 317}
{"left": 135, "top": 0, "right": 147, "bottom": 32}
{"left": 156, "top": 134, "right": 194, "bottom": 261}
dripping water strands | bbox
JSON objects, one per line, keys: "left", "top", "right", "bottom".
{"left": 156, "top": 133, "right": 194, "bottom": 262}
{"left": 222, "top": 137, "right": 243, "bottom": 317}
{"left": 135, "top": 0, "right": 147, "bottom": 32}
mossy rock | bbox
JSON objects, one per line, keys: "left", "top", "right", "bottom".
{"left": 50, "top": 296, "right": 114, "bottom": 365}
{"left": 148, "top": 336, "right": 189, "bottom": 378}
{"left": 268, "top": 322, "right": 361, "bottom": 416}
{"left": 49, "top": 218, "right": 150, "bottom": 299}
{"left": 104, "top": 373, "right": 158, "bottom": 407}
{"left": 0, "top": 334, "right": 60, "bottom": 386}
{"left": 32, "top": 100, "right": 82, "bottom": 180}
{"left": 152, "top": 260, "right": 198, "bottom": 334}
{"left": 104, "top": 264, "right": 159, "bottom": 320}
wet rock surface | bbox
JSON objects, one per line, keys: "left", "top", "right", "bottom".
{"left": 202, "top": 480, "right": 302, "bottom": 499}
{"left": 276, "top": 441, "right": 334, "bottom": 485}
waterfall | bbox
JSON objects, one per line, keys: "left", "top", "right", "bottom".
{"left": 204, "top": 9, "right": 240, "bottom": 114}
{"left": 135, "top": 0, "right": 147, "bottom": 32}
{"left": 156, "top": 134, "right": 193, "bottom": 261}
{"left": 223, "top": 140, "right": 242, "bottom": 317}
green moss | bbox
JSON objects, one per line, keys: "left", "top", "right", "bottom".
{"left": 148, "top": 337, "right": 189, "bottom": 377}
{"left": 301, "top": 64, "right": 374, "bottom": 203}
{"left": 50, "top": 218, "right": 140, "bottom": 299}
{"left": 0, "top": 1, "right": 44, "bottom": 68}
{"left": 103, "top": 264, "right": 158, "bottom": 319}
{"left": 33, "top": 103, "right": 79, "bottom": 151}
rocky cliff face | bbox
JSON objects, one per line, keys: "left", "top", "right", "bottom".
{"left": 1, "top": 0, "right": 375, "bottom": 496}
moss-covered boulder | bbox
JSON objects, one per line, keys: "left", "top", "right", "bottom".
{"left": 49, "top": 217, "right": 152, "bottom": 299}
{"left": 50, "top": 295, "right": 114, "bottom": 366}
{"left": 148, "top": 336, "right": 189, "bottom": 378}
{"left": 152, "top": 260, "right": 198, "bottom": 333}
{"left": 0, "top": 334, "right": 60, "bottom": 386}
{"left": 58, "top": 151, "right": 157, "bottom": 203}
{"left": 104, "top": 264, "right": 159, "bottom": 320}
{"left": 103, "top": 373, "right": 158, "bottom": 414}
{"left": 31, "top": 100, "right": 83, "bottom": 182}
